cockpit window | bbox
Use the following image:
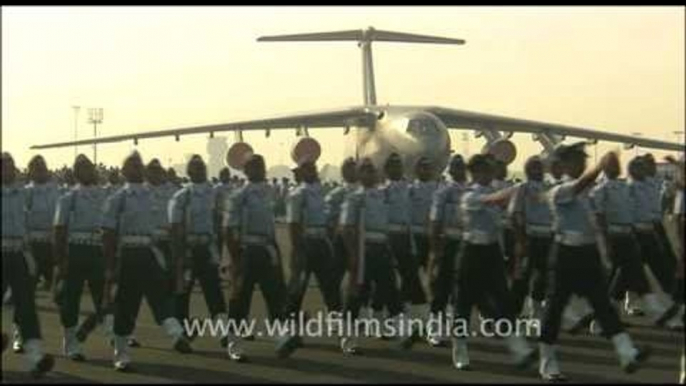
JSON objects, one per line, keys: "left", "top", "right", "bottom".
{"left": 407, "top": 118, "right": 438, "bottom": 136}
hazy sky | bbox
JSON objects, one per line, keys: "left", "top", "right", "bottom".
{"left": 2, "top": 6, "right": 684, "bottom": 174}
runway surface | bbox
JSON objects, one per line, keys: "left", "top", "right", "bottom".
{"left": 2, "top": 223, "right": 684, "bottom": 384}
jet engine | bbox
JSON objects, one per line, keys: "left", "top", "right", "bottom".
{"left": 291, "top": 137, "right": 322, "bottom": 165}
{"left": 226, "top": 142, "right": 255, "bottom": 170}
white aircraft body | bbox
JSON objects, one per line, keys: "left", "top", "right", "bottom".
{"left": 32, "top": 27, "right": 684, "bottom": 172}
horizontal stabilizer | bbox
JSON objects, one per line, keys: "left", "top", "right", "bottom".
{"left": 258, "top": 27, "right": 465, "bottom": 45}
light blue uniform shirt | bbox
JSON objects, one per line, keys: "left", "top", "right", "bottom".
{"left": 549, "top": 176, "right": 596, "bottom": 243}
{"left": 101, "top": 183, "right": 156, "bottom": 236}
{"left": 147, "top": 182, "right": 178, "bottom": 232}
{"left": 2, "top": 183, "right": 28, "bottom": 238}
{"left": 492, "top": 179, "right": 515, "bottom": 227}
{"left": 461, "top": 183, "right": 501, "bottom": 242}
{"left": 381, "top": 180, "right": 411, "bottom": 227}
{"left": 429, "top": 180, "right": 467, "bottom": 231}
{"left": 324, "top": 183, "right": 357, "bottom": 228}
{"left": 168, "top": 182, "right": 217, "bottom": 236}
{"left": 54, "top": 184, "right": 107, "bottom": 232}
{"left": 508, "top": 180, "right": 553, "bottom": 228}
{"left": 409, "top": 180, "right": 439, "bottom": 229}
{"left": 286, "top": 182, "right": 327, "bottom": 227}
{"left": 590, "top": 178, "right": 634, "bottom": 226}
{"left": 628, "top": 179, "right": 658, "bottom": 224}
{"left": 102, "top": 183, "right": 121, "bottom": 199}
{"left": 213, "top": 183, "right": 233, "bottom": 215}
{"left": 223, "top": 182, "right": 276, "bottom": 239}
{"left": 339, "top": 186, "right": 389, "bottom": 234}
{"left": 25, "top": 181, "right": 60, "bottom": 232}
{"left": 645, "top": 177, "right": 664, "bottom": 221}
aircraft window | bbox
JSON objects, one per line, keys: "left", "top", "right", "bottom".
{"left": 407, "top": 119, "right": 437, "bottom": 136}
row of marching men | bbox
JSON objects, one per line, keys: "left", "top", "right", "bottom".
{"left": 1, "top": 151, "right": 244, "bottom": 376}
{"left": 2, "top": 145, "right": 684, "bottom": 382}
{"left": 316, "top": 144, "right": 684, "bottom": 382}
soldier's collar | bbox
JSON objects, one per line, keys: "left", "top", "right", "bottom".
{"left": 190, "top": 181, "right": 211, "bottom": 191}
{"left": 124, "top": 182, "right": 145, "bottom": 195}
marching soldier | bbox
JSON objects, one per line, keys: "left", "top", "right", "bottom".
{"left": 324, "top": 158, "right": 358, "bottom": 298}
{"left": 101, "top": 151, "right": 192, "bottom": 371}
{"left": 545, "top": 154, "right": 595, "bottom": 335}
{"left": 338, "top": 158, "right": 413, "bottom": 355}
{"left": 427, "top": 154, "right": 468, "bottom": 347}
{"left": 491, "top": 160, "right": 519, "bottom": 282}
{"left": 76, "top": 160, "right": 172, "bottom": 348}
{"left": 107, "top": 159, "right": 175, "bottom": 348}
{"left": 628, "top": 156, "right": 683, "bottom": 329}
{"left": 538, "top": 143, "right": 650, "bottom": 382}
{"left": 642, "top": 154, "right": 684, "bottom": 319}
{"left": 9, "top": 156, "right": 60, "bottom": 354}
{"left": 284, "top": 158, "right": 342, "bottom": 342}
{"left": 508, "top": 155, "right": 554, "bottom": 321}
{"left": 409, "top": 156, "right": 439, "bottom": 270}
{"left": 169, "top": 155, "right": 228, "bottom": 344}
{"left": 53, "top": 154, "right": 109, "bottom": 362}
{"left": 223, "top": 154, "right": 301, "bottom": 362}
{"left": 383, "top": 153, "right": 428, "bottom": 337}
{"left": 450, "top": 154, "right": 535, "bottom": 371}
{"left": 214, "top": 167, "right": 233, "bottom": 256}
{"left": 26, "top": 155, "right": 60, "bottom": 292}
{"left": 1, "top": 152, "right": 54, "bottom": 377}
{"left": 589, "top": 153, "right": 681, "bottom": 331}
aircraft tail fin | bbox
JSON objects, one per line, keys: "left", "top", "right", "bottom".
{"left": 258, "top": 27, "right": 465, "bottom": 106}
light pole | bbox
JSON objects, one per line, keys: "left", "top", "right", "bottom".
{"left": 72, "top": 106, "right": 80, "bottom": 158}
{"left": 88, "top": 108, "right": 104, "bottom": 165}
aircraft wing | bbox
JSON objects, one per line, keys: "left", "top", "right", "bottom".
{"left": 30, "top": 107, "right": 378, "bottom": 150}
{"left": 424, "top": 106, "right": 684, "bottom": 152}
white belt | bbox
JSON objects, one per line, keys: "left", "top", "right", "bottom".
{"left": 634, "top": 223, "right": 654, "bottom": 232}
{"left": 608, "top": 224, "right": 633, "bottom": 235}
{"left": 120, "top": 235, "right": 154, "bottom": 247}
{"left": 2, "top": 238, "right": 25, "bottom": 252}
{"left": 463, "top": 231, "right": 498, "bottom": 245}
{"left": 526, "top": 224, "right": 553, "bottom": 237}
{"left": 411, "top": 225, "right": 428, "bottom": 235}
{"left": 388, "top": 224, "right": 409, "bottom": 233}
{"left": 187, "top": 234, "right": 212, "bottom": 246}
{"left": 444, "top": 228, "right": 462, "bottom": 240}
{"left": 28, "top": 230, "right": 51, "bottom": 243}
{"left": 365, "top": 231, "right": 388, "bottom": 243}
{"left": 240, "top": 235, "right": 279, "bottom": 266}
{"left": 119, "top": 236, "right": 167, "bottom": 270}
{"left": 304, "top": 227, "right": 327, "bottom": 238}
{"left": 555, "top": 232, "right": 596, "bottom": 247}
{"left": 69, "top": 231, "right": 102, "bottom": 246}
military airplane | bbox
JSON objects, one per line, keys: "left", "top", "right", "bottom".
{"left": 32, "top": 27, "right": 684, "bottom": 173}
